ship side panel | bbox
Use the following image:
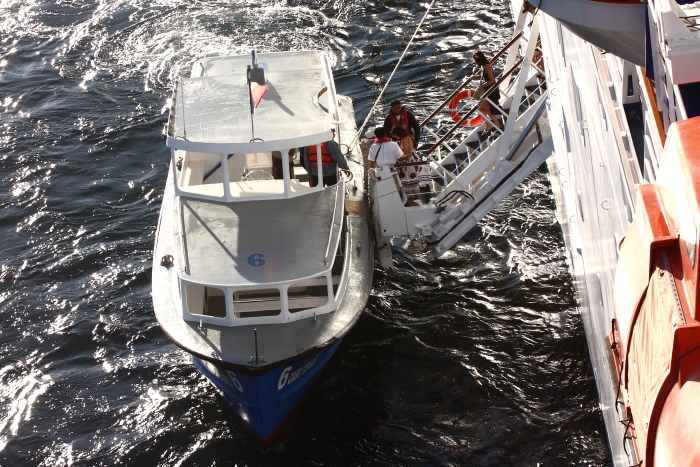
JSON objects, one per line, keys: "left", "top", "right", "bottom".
{"left": 541, "top": 13, "right": 638, "bottom": 467}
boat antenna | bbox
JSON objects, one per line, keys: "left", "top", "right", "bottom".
{"left": 349, "top": 0, "right": 438, "bottom": 151}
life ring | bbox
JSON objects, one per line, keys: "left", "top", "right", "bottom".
{"left": 448, "top": 89, "right": 484, "bottom": 126}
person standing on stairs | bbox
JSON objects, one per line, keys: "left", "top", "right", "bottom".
{"left": 383, "top": 100, "right": 422, "bottom": 143}
{"left": 391, "top": 125, "right": 431, "bottom": 205}
{"left": 472, "top": 50, "right": 503, "bottom": 132}
{"left": 368, "top": 127, "right": 403, "bottom": 170}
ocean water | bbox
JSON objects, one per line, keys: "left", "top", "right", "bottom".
{"left": 0, "top": 0, "right": 611, "bottom": 465}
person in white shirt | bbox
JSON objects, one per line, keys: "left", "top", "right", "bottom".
{"left": 368, "top": 127, "right": 404, "bottom": 169}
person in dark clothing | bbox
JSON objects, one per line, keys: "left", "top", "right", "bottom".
{"left": 472, "top": 50, "right": 502, "bottom": 131}
{"left": 302, "top": 129, "right": 349, "bottom": 187}
{"left": 383, "top": 100, "right": 421, "bottom": 143}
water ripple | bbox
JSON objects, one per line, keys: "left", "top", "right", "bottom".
{"left": 0, "top": 0, "right": 611, "bottom": 465}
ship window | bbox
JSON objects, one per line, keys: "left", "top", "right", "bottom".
{"left": 558, "top": 23, "right": 566, "bottom": 67}
{"left": 573, "top": 76, "right": 584, "bottom": 123}
{"left": 180, "top": 152, "right": 222, "bottom": 187}
{"left": 287, "top": 276, "right": 330, "bottom": 313}
{"left": 241, "top": 152, "right": 275, "bottom": 181}
{"left": 562, "top": 113, "right": 572, "bottom": 153}
{"left": 186, "top": 284, "right": 227, "bottom": 318}
{"left": 232, "top": 288, "right": 281, "bottom": 318}
{"left": 572, "top": 74, "right": 587, "bottom": 147}
{"left": 597, "top": 84, "right": 608, "bottom": 132}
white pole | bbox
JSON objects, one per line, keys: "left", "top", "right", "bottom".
{"left": 221, "top": 153, "right": 232, "bottom": 200}
{"left": 316, "top": 144, "right": 323, "bottom": 191}
{"left": 282, "top": 150, "right": 291, "bottom": 196}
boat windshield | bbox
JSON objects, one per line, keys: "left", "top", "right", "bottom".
{"left": 174, "top": 145, "right": 341, "bottom": 201}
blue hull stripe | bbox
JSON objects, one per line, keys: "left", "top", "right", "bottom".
{"left": 192, "top": 340, "right": 342, "bottom": 441}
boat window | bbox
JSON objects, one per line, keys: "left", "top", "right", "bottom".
{"left": 176, "top": 148, "right": 314, "bottom": 200}
{"left": 287, "top": 276, "right": 331, "bottom": 313}
{"left": 186, "top": 284, "right": 227, "bottom": 318}
{"left": 241, "top": 152, "right": 275, "bottom": 181}
{"left": 232, "top": 288, "right": 281, "bottom": 318}
{"left": 179, "top": 152, "right": 234, "bottom": 187}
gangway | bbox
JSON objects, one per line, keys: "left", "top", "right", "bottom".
{"left": 369, "top": 15, "right": 553, "bottom": 266}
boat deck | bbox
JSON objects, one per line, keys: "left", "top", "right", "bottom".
{"left": 180, "top": 184, "right": 342, "bottom": 286}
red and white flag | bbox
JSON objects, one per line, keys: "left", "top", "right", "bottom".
{"left": 251, "top": 82, "right": 268, "bottom": 108}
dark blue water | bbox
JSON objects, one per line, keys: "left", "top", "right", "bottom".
{"left": 0, "top": 1, "right": 611, "bottom": 465}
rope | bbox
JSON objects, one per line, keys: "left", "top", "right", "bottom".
{"left": 349, "top": 0, "right": 438, "bottom": 151}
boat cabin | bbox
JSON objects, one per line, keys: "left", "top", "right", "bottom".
{"left": 163, "top": 51, "right": 350, "bottom": 327}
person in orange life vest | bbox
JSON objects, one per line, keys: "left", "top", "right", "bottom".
{"left": 301, "top": 129, "right": 349, "bottom": 187}
{"left": 368, "top": 127, "right": 404, "bottom": 170}
{"left": 383, "top": 100, "right": 421, "bottom": 143}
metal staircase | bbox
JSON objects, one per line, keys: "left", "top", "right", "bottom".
{"left": 370, "top": 15, "right": 554, "bottom": 265}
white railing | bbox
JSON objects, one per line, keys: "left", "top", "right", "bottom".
{"left": 175, "top": 181, "right": 348, "bottom": 327}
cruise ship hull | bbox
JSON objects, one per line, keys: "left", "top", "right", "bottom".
{"left": 528, "top": 0, "right": 700, "bottom": 464}
{"left": 538, "top": 15, "right": 643, "bottom": 466}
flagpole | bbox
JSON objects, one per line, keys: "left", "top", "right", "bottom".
{"left": 247, "top": 50, "right": 268, "bottom": 143}
{"left": 248, "top": 64, "right": 255, "bottom": 141}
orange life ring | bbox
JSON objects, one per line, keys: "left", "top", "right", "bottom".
{"left": 448, "top": 89, "right": 484, "bottom": 127}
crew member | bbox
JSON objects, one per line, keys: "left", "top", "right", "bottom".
{"left": 383, "top": 100, "right": 421, "bottom": 143}
{"left": 302, "top": 129, "right": 349, "bottom": 187}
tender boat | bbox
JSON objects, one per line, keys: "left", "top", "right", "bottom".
{"left": 152, "top": 50, "right": 373, "bottom": 443}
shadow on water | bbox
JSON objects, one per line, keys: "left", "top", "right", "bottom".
{"left": 0, "top": 0, "right": 610, "bottom": 465}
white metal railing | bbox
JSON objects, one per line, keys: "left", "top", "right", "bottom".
{"left": 173, "top": 148, "right": 329, "bottom": 203}
{"left": 176, "top": 181, "right": 348, "bottom": 327}
{"left": 410, "top": 16, "right": 543, "bottom": 201}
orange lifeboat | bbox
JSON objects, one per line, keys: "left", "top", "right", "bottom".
{"left": 611, "top": 117, "right": 700, "bottom": 466}
{"left": 447, "top": 89, "right": 484, "bottom": 127}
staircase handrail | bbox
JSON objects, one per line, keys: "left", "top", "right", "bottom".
{"left": 505, "top": 90, "right": 548, "bottom": 162}
{"left": 426, "top": 56, "right": 525, "bottom": 156}
{"left": 420, "top": 31, "right": 524, "bottom": 128}
{"left": 394, "top": 160, "right": 429, "bottom": 167}
{"left": 427, "top": 93, "right": 549, "bottom": 247}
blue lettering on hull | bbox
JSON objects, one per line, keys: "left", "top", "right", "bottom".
{"left": 191, "top": 340, "right": 342, "bottom": 442}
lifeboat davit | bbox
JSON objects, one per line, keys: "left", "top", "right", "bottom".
{"left": 528, "top": 0, "right": 646, "bottom": 65}
{"left": 612, "top": 117, "right": 700, "bottom": 466}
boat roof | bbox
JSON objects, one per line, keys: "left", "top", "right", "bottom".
{"left": 166, "top": 51, "right": 338, "bottom": 154}
{"left": 180, "top": 183, "right": 343, "bottom": 287}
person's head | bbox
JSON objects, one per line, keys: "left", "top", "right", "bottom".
{"left": 472, "top": 50, "right": 489, "bottom": 66}
{"left": 522, "top": 1, "right": 536, "bottom": 14}
{"left": 533, "top": 48, "right": 543, "bottom": 69}
{"left": 390, "top": 100, "right": 403, "bottom": 116}
{"left": 390, "top": 125, "right": 410, "bottom": 139}
{"left": 374, "top": 127, "right": 387, "bottom": 138}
